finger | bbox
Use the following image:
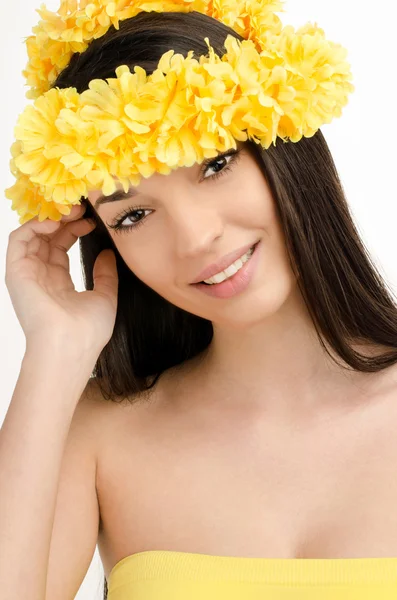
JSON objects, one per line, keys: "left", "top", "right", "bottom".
{"left": 6, "top": 218, "right": 61, "bottom": 268}
{"left": 25, "top": 220, "right": 70, "bottom": 262}
{"left": 27, "top": 205, "right": 87, "bottom": 253}
{"left": 60, "top": 203, "right": 87, "bottom": 223}
{"left": 48, "top": 218, "right": 96, "bottom": 268}
{"left": 27, "top": 208, "right": 91, "bottom": 262}
{"left": 93, "top": 249, "right": 118, "bottom": 307}
{"left": 27, "top": 217, "right": 95, "bottom": 266}
{"left": 25, "top": 235, "right": 42, "bottom": 257}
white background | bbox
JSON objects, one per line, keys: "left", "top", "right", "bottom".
{"left": 1, "top": 1, "right": 396, "bottom": 598}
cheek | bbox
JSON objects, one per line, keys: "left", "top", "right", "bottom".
{"left": 229, "top": 189, "right": 273, "bottom": 232}
{"left": 225, "top": 165, "right": 274, "bottom": 227}
{"left": 110, "top": 225, "right": 179, "bottom": 293}
{"left": 237, "top": 173, "right": 291, "bottom": 272}
{"left": 119, "top": 246, "right": 175, "bottom": 290}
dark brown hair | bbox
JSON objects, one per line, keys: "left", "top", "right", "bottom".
{"left": 53, "top": 10, "right": 397, "bottom": 598}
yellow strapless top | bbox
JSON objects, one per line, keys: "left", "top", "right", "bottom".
{"left": 107, "top": 550, "right": 397, "bottom": 599}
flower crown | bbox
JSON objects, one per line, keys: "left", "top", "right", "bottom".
{"left": 5, "top": 0, "right": 354, "bottom": 224}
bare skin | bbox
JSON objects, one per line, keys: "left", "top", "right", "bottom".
{"left": 87, "top": 142, "right": 394, "bottom": 422}
{"left": 92, "top": 352, "right": 397, "bottom": 579}
{"left": 83, "top": 142, "right": 397, "bottom": 578}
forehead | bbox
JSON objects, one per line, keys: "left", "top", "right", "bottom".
{"left": 87, "top": 160, "right": 201, "bottom": 207}
{"left": 87, "top": 140, "right": 250, "bottom": 210}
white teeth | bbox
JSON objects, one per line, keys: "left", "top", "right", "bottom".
{"left": 203, "top": 245, "right": 255, "bottom": 285}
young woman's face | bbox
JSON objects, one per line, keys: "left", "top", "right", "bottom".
{"left": 87, "top": 142, "right": 298, "bottom": 328}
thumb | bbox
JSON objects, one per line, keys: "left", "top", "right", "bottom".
{"left": 93, "top": 249, "right": 118, "bottom": 302}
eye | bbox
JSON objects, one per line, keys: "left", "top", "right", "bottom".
{"left": 108, "top": 206, "right": 151, "bottom": 235}
{"left": 108, "top": 148, "right": 241, "bottom": 234}
{"left": 200, "top": 149, "right": 240, "bottom": 181}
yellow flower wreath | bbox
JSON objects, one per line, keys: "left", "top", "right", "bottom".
{"left": 23, "top": 0, "right": 285, "bottom": 100}
{"left": 5, "top": 0, "right": 354, "bottom": 224}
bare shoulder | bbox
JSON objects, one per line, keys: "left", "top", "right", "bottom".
{"left": 75, "top": 377, "right": 121, "bottom": 429}
{"left": 73, "top": 377, "right": 110, "bottom": 423}
{"left": 68, "top": 378, "right": 124, "bottom": 452}
{"left": 81, "top": 377, "right": 161, "bottom": 405}
{"left": 75, "top": 376, "right": 162, "bottom": 443}
{"left": 61, "top": 378, "right": 109, "bottom": 460}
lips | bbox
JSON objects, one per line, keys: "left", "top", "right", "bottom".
{"left": 190, "top": 241, "right": 259, "bottom": 284}
{"left": 190, "top": 239, "right": 261, "bottom": 298}
{"left": 202, "top": 245, "right": 255, "bottom": 284}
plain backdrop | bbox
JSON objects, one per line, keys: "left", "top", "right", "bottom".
{"left": 1, "top": 1, "right": 396, "bottom": 598}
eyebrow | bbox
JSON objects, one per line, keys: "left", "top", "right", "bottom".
{"left": 94, "top": 187, "right": 138, "bottom": 210}
{"left": 94, "top": 144, "right": 245, "bottom": 210}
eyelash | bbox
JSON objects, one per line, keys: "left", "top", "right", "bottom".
{"left": 108, "top": 149, "right": 241, "bottom": 235}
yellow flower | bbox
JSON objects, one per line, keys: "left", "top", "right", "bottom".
{"left": 6, "top": 28, "right": 354, "bottom": 223}
{"left": 8, "top": 88, "right": 97, "bottom": 220}
{"left": 265, "top": 23, "right": 354, "bottom": 140}
{"left": 6, "top": 142, "right": 77, "bottom": 222}
{"left": 22, "top": 0, "right": 285, "bottom": 98}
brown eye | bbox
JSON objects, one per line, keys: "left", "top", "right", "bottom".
{"left": 108, "top": 206, "right": 151, "bottom": 235}
{"left": 201, "top": 150, "right": 240, "bottom": 181}
{"left": 107, "top": 149, "right": 241, "bottom": 235}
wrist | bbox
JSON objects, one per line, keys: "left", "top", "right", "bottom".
{"left": 24, "top": 337, "right": 100, "bottom": 370}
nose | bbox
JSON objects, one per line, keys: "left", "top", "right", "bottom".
{"left": 170, "top": 197, "right": 224, "bottom": 259}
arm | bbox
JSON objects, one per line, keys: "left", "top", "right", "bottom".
{"left": 0, "top": 344, "right": 100, "bottom": 600}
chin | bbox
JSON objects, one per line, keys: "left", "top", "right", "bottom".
{"left": 207, "top": 276, "right": 296, "bottom": 330}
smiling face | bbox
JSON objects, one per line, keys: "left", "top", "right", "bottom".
{"left": 87, "top": 142, "right": 298, "bottom": 329}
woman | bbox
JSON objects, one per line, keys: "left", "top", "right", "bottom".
{"left": 2, "top": 2, "right": 397, "bottom": 600}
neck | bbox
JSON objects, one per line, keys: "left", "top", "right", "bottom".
{"left": 182, "top": 286, "right": 384, "bottom": 421}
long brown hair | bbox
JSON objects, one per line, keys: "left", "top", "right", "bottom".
{"left": 53, "top": 10, "right": 397, "bottom": 598}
